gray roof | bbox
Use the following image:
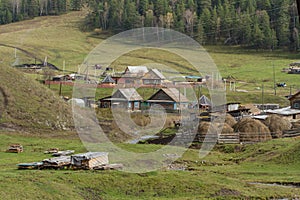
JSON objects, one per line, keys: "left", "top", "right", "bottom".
{"left": 126, "top": 66, "right": 148, "bottom": 74}
{"left": 102, "top": 75, "right": 115, "bottom": 83}
{"left": 161, "top": 88, "right": 189, "bottom": 102}
{"left": 199, "top": 95, "right": 212, "bottom": 106}
{"left": 151, "top": 69, "right": 165, "bottom": 79}
{"left": 116, "top": 88, "right": 143, "bottom": 101}
{"left": 266, "top": 106, "right": 300, "bottom": 116}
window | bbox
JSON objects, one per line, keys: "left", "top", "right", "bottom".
{"left": 293, "top": 102, "right": 300, "bottom": 109}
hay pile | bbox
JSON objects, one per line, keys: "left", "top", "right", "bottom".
{"left": 225, "top": 114, "right": 237, "bottom": 127}
{"left": 197, "top": 122, "right": 234, "bottom": 138}
{"left": 233, "top": 118, "right": 271, "bottom": 142}
{"left": 264, "top": 115, "right": 292, "bottom": 138}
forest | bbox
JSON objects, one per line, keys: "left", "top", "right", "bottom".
{"left": 0, "top": 0, "right": 299, "bottom": 50}
{"left": 0, "top": 0, "right": 81, "bottom": 24}
{"left": 85, "top": 0, "right": 300, "bottom": 50}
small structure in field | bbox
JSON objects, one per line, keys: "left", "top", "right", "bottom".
{"left": 142, "top": 69, "right": 165, "bottom": 85}
{"left": 101, "top": 75, "right": 116, "bottom": 85}
{"left": 198, "top": 95, "right": 212, "bottom": 110}
{"left": 6, "top": 144, "right": 23, "bottom": 153}
{"left": 146, "top": 88, "right": 189, "bottom": 111}
{"left": 42, "top": 156, "right": 71, "bottom": 169}
{"left": 71, "top": 152, "right": 109, "bottom": 170}
{"left": 99, "top": 88, "right": 143, "bottom": 110}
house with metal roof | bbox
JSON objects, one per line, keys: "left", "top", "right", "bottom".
{"left": 117, "top": 66, "right": 149, "bottom": 85}
{"left": 98, "top": 88, "right": 143, "bottom": 110}
{"left": 265, "top": 91, "right": 300, "bottom": 119}
{"left": 146, "top": 88, "right": 189, "bottom": 111}
{"left": 142, "top": 69, "right": 166, "bottom": 85}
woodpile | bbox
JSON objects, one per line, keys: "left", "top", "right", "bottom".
{"left": 17, "top": 151, "right": 123, "bottom": 171}
{"left": 6, "top": 144, "right": 23, "bottom": 153}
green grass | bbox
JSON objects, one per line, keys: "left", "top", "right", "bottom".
{"left": 1, "top": 11, "right": 299, "bottom": 105}
{"left": 0, "top": 132, "right": 300, "bottom": 199}
{"left": 0, "top": 63, "right": 73, "bottom": 130}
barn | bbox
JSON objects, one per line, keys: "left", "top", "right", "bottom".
{"left": 99, "top": 88, "right": 143, "bottom": 110}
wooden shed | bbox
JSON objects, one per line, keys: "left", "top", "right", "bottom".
{"left": 71, "top": 152, "right": 109, "bottom": 170}
{"left": 146, "top": 88, "right": 189, "bottom": 111}
{"left": 99, "top": 88, "right": 143, "bottom": 110}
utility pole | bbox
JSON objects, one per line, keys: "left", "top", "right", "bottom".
{"left": 262, "top": 83, "right": 264, "bottom": 113}
{"left": 273, "top": 63, "right": 276, "bottom": 95}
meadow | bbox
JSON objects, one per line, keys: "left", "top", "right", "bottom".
{"left": 0, "top": 131, "right": 300, "bottom": 199}
{"left": 1, "top": 11, "right": 300, "bottom": 199}
{"left": 0, "top": 10, "right": 299, "bottom": 105}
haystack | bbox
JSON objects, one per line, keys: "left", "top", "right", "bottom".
{"left": 264, "top": 115, "right": 292, "bottom": 138}
{"left": 233, "top": 118, "right": 271, "bottom": 142}
{"left": 225, "top": 114, "right": 237, "bottom": 127}
{"left": 197, "top": 122, "right": 234, "bottom": 137}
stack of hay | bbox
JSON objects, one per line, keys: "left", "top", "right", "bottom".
{"left": 263, "top": 115, "right": 292, "bottom": 138}
{"left": 233, "top": 118, "right": 271, "bottom": 142}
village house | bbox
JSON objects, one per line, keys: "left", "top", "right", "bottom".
{"left": 265, "top": 91, "right": 300, "bottom": 119}
{"left": 117, "top": 66, "right": 149, "bottom": 85}
{"left": 146, "top": 88, "right": 189, "bottom": 111}
{"left": 99, "top": 88, "right": 143, "bottom": 110}
{"left": 142, "top": 69, "right": 165, "bottom": 85}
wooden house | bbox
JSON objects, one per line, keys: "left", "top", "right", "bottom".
{"left": 142, "top": 69, "right": 165, "bottom": 85}
{"left": 71, "top": 152, "right": 109, "bottom": 170}
{"left": 99, "top": 88, "right": 143, "bottom": 110}
{"left": 118, "top": 66, "right": 149, "bottom": 85}
{"left": 146, "top": 88, "right": 189, "bottom": 111}
{"left": 289, "top": 91, "right": 300, "bottom": 109}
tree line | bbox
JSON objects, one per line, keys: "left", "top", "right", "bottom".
{"left": 84, "top": 0, "right": 299, "bottom": 50}
{"left": 0, "top": 0, "right": 82, "bottom": 24}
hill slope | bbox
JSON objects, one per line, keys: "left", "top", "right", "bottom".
{"left": 0, "top": 64, "right": 73, "bottom": 130}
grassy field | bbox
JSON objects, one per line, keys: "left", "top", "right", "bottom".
{"left": 0, "top": 131, "right": 299, "bottom": 199}
{"left": 1, "top": 11, "right": 300, "bottom": 199}
{"left": 0, "top": 10, "right": 299, "bottom": 105}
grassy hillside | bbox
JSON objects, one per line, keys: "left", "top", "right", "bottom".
{"left": 0, "top": 64, "right": 73, "bottom": 131}
{"left": 0, "top": 10, "right": 299, "bottom": 105}
{"left": 0, "top": 132, "right": 299, "bottom": 199}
